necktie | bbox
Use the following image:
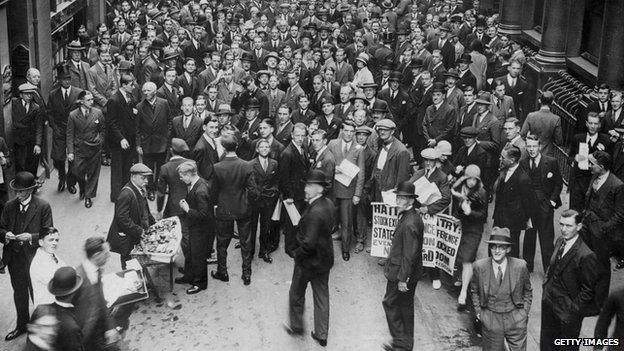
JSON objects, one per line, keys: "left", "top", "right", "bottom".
{"left": 184, "top": 116, "right": 190, "bottom": 129}
{"left": 343, "top": 142, "right": 348, "bottom": 156}
{"left": 602, "top": 103, "right": 606, "bottom": 112}
{"left": 592, "top": 176, "right": 601, "bottom": 191}
{"left": 261, "top": 158, "right": 267, "bottom": 171}
{"left": 531, "top": 158, "right": 536, "bottom": 170}
{"left": 497, "top": 265, "right": 503, "bottom": 285}
{"left": 104, "top": 65, "right": 109, "bottom": 76}
{"left": 63, "top": 89, "right": 69, "bottom": 102}
{"left": 20, "top": 204, "right": 27, "bottom": 213}
{"left": 392, "top": 91, "right": 396, "bottom": 100}
{"left": 497, "top": 99, "right": 501, "bottom": 108}
{"left": 52, "top": 254, "right": 58, "bottom": 264}
{"left": 556, "top": 240, "right": 566, "bottom": 261}
{"left": 97, "top": 269, "right": 102, "bottom": 285}
{"left": 24, "top": 102, "right": 29, "bottom": 114}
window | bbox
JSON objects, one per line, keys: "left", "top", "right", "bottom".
{"left": 580, "top": 0, "right": 605, "bottom": 65}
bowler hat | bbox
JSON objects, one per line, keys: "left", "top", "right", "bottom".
{"left": 149, "top": 38, "right": 166, "bottom": 51}
{"left": 66, "top": 40, "right": 86, "bottom": 51}
{"left": 459, "top": 126, "right": 479, "bottom": 138}
{"left": 264, "top": 51, "right": 280, "bottom": 62}
{"left": 458, "top": 53, "right": 473, "bottom": 64}
{"left": 381, "top": 32, "right": 395, "bottom": 44}
{"left": 304, "top": 22, "right": 318, "bottom": 30}
{"left": 431, "top": 82, "right": 446, "bottom": 94}
{"left": 444, "top": 69, "right": 460, "bottom": 79}
{"left": 171, "top": 138, "right": 190, "bottom": 153}
{"left": 305, "top": 169, "right": 330, "bottom": 186}
{"left": 48, "top": 267, "right": 83, "bottom": 297}
{"left": 393, "top": 181, "right": 419, "bottom": 197}
{"left": 408, "top": 58, "right": 424, "bottom": 70}
{"left": 163, "top": 50, "right": 180, "bottom": 61}
{"left": 10, "top": 171, "right": 37, "bottom": 191}
{"left": 320, "top": 95, "right": 334, "bottom": 105}
{"left": 246, "top": 97, "right": 261, "bottom": 109}
{"left": 56, "top": 65, "right": 72, "bottom": 80}
{"left": 440, "top": 22, "right": 453, "bottom": 32}
{"left": 388, "top": 71, "right": 402, "bottom": 82}
{"left": 372, "top": 100, "right": 390, "bottom": 113}
{"left": 130, "top": 163, "right": 153, "bottom": 175}
{"left": 485, "top": 227, "right": 514, "bottom": 245}
{"left": 380, "top": 61, "right": 394, "bottom": 70}
{"left": 240, "top": 51, "right": 255, "bottom": 62}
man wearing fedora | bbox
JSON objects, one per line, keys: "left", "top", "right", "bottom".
{"left": 66, "top": 40, "right": 91, "bottom": 90}
{"left": 11, "top": 83, "right": 44, "bottom": 176}
{"left": 541, "top": 210, "right": 601, "bottom": 351}
{"left": 237, "top": 98, "right": 264, "bottom": 160}
{"left": 378, "top": 71, "right": 411, "bottom": 136}
{"left": 49, "top": 65, "right": 83, "bottom": 193}
{"left": 471, "top": 226, "right": 532, "bottom": 351}
{"left": 443, "top": 69, "right": 465, "bottom": 111}
{"left": 107, "top": 163, "right": 155, "bottom": 269}
{"left": 0, "top": 171, "right": 53, "bottom": 340}
{"left": 457, "top": 53, "right": 477, "bottom": 90}
{"left": 428, "top": 21, "right": 456, "bottom": 69}
{"left": 382, "top": 181, "right": 424, "bottom": 351}
{"left": 284, "top": 169, "right": 335, "bottom": 347}
{"left": 27, "top": 267, "right": 84, "bottom": 350}
{"left": 422, "top": 82, "right": 457, "bottom": 149}
{"left": 67, "top": 90, "right": 107, "bottom": 208}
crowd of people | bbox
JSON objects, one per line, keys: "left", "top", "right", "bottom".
{"left": 1, "top": 0, "right": 624, "bottom": 350}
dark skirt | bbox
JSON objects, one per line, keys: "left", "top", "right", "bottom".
{"left": 457, "top": 222, "right": 484, "bottom": 263}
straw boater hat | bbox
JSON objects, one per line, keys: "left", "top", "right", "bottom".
{"left": 485, "top": 227, "right": 514, "bottom": 245}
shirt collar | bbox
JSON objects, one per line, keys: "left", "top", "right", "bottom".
{"left": 316, "top": 146, "right": 327, "bottom": 159}
{"left": 492, "top": 257, "right": 508, "bottom": 274}
{"left": 20, "top": 195, "right": 32, "bottom": 207}
{"left": 531, "top": 153, "right": 541, "bottom": 166}
{"left": 54, "top": 300, "right": 74, "bottom": 308}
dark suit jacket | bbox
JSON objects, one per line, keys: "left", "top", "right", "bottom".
{"left": 594, "top": 287, "right": 624, "bottom": 340}
{"left": 250, "top": 138, "right": 285, "bottom": 161}
{"left": 384, "top": 208, "right": 424, "bottom": 282}
{"left": 136, "top": 97, "right": 172, "bottom": 154}
{"left": 373, "top": 138, "right": 411, "bottom": 197}
{"left": 11, "top": 98, "right": 43, "bottom": 146}
{"left": 180, "top": 177, "right": 213, "bottom": 229}
{"left": 176, "top": 73, "right": 202, "bottom": 100}
{"left": 291, "top": 109, "right": 316, "bottom": 125}
{"left": 172, "top": 115, "right": 203, "bottom": 150}
{"left": 457, "top": 102, "right": 478, "bottom": 131}
{"left": 519, "top": 155, "right": 563, "bottom": 210}
{"left": 318, "top": 115, "right": 343, "bottom": 140}
{"left": 585, "top": 172, "right": 624, "bottom": 243}
{"left": 192, "top": 135, "right": 219, "bottom": 181}
{"left": 427, "top": 38, "right": 456, "bottom": 69}
{"left": 213, "top": 155, "right": 253, "bottom": 220}
{"left": 48, "top": 86, "right": 83, "bottom": 160}
{"left": 452, "top": 143, "right": 489, "bottom": 173}
{"left": 493, "top": 166, "right": 535, "bottom": 230}
{"left": 568, "top": 133, "right": 612, "bottom": 182}
{"left": 602, "top": 109, "right": 624, "bottom": 133}
{"left": 543, "top": 236, "right": 600, "bottom": 320}
{"left": 495, "top": 74, "right": 529, "bottom": 120}
{"left": 0, "top": 196, "right": 53, "bottom": 265}
{"left": 67, "top": 107, "right": 106, "bottom": 158}
{"left": 471, "top": 257, "right": 532, "bottom": 316}
{"left": 378, "top": 88, "right": 411, "bottom": 130}
{"left": 74, "top": 264, "right": 114, "bottom": 350}
{"left": 107, "top": 182, "right": 154, "bottom": 256}
{"left": 106, "top": 91, "right": 137, "bottom": 148}
{"left": 274, "top": 121, "right": 294, "bottom": 146}
{"left": 472, "top": 111, "right": 503, "bottom": 154}
{"left": 423, "top": 102, "right": 457, "bottom": 142}
{"left": 156, "top": 84, "right": 181, "bottom": 117}
{"left": 293, "top": 196, "right": 335, "bottom": 273}
{"left": 248, "top": 157, "right": 280, "bottom": 207}
{"left": 30, "top": 303, "right": 85, "bottom": 351}
{"left": 408, "top": 167, "right": 451, "bottom": 214}
{"left": 278, "top": 142, "right": 310, "bottom": 201}
{"left": 457, "top": 69, "right": 477, "bottom": 90}
{"left": 136, "top": 55, "right": 163, "bottom": 87}
{"left": 157, "top": 156, "right": 190, "bottom": 217}
{"left": 520, "top": 107, "right": 563, "bottom": 157}
{"left": 612, "top": 141, "right": 624, "bottom": 181}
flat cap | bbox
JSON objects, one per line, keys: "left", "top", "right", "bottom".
{"left": 18, "top": 83, "right": 38, "bottom": 93}
{"left": 375, "top": 119, "right": 396, "bottom": 130}
{"left": 171, "top": 138, "right": 190, "bottom": 153}
{"left": 130, "top": 163, "right": 153, "bottom": 175}
{"left": 320, "top": 95, "right": 334, "bottom": 105}
{"left": 355, "top": 125, "right": 373, "bottom": 135}
{"left": 459, "top": 126, "right": 479, "bottom": 138}
{"left": 431, "top": 82, "right": 446, "bottom": 93}
{"left": 421, "top": 148, "right": 441, "bottom": 160}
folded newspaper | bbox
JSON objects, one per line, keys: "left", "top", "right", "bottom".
{"left": 335, "top": 159, "right": 360, "bottom": 187}
{"left": 413, "top": 176, "right": 442, "bottom": 205}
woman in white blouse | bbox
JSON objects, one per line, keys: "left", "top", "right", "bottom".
{"left": 30, "top": 227, "right": 67, "bottom": 307}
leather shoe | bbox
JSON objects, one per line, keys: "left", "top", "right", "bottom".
{"left": 283, "top": 323, "right": 303, "bottom": 336}
{"left": 5, "top": 328, "right": 26, "bottom": 341}
{"left": 210, "top": 270, "right": 229, "bottom": 282}
{"left": 310, "top": 331, "right": 327, "bottom": 347}
{"left": 382, "top": 343, "right": 394, "bottom": 351}
{"left": 206, "top": 257, "right": 218, "bottom": 264}
{"left": 174, "top": 276, "right": 190, "bottom": 284}
{"left": 67, "top": 185, "right": 77, "bottom": 194}
{"left": 262, "top": 253, "right": 273, "bottom": 263}
{"left": 57, "top": 181, "right": 66, "bottom": 192}
{"left": 79, "top": 192, "right": 85, "bottom": 200}
{"left": 85, "top": 198, "right": 92, "bottom": 208}
{"left": 186, "top": 285, "right": 205, "bottom": 294}
{"left": 234, "top": 241, "right": 241, "bottom": 249}
{"left": 342, "top": 252, "right": 350, "bottom": 261}
{"left": 242, "top": 276, "right": 251, "bottom": 285}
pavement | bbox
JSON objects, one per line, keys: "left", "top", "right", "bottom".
{"left": 0, "top": 166, "right": 622, "bottom": 350}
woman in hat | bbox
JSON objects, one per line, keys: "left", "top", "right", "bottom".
{"left": 451, "top": 164, "right": 487, "bottom": 309}
{"left": 351, "top": 53, "right": 374, "bottom": 94}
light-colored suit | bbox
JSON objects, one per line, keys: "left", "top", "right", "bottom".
{"left": 68, "top": 59, "right": 92, "bottom": 90}
{"left": 490, "top": 95, "right": 516, "bottom": 122}
{"left": 88, "top": 62, "right": 118, "bottom": 109}
{"left": 469, "top": 51, "right": 488, "bottom": 91}
{"left": 266, "top": 88, "right": 285, "bottom": 119}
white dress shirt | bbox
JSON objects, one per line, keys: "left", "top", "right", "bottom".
{"left": 491, "top": 257, "right": 508, "bottom": 281}
{"left": 30, "top": 248, "right": 67, "bottom": 306}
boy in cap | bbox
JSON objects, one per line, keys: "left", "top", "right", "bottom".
{"left": 471, "top": 227, "right": 532, "bottom": 351}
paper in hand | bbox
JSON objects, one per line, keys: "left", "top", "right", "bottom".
{"left": 284, "top": 202, "right": 301, "bottom": 226}
{"left": 335, "top": 159, "right": 360, "bottom": 186}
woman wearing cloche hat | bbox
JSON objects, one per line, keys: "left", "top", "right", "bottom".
{"left": 450, "top": 164, "right": 488, "bottom": 310}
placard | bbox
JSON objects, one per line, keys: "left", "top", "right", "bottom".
{"left": 370, "top": 202, "right": 399, "bottom": 258}
{"left": 422, "top": 213, "right": 462, "bottom": 275}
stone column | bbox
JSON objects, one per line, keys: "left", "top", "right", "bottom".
{"left": 535, "top": 0, "right": 569, "bottom": 64}
{"left": 597, "top": 0, "right": 624, "bottom": 89}
{"left": 499, "top": 0, "right": 523, "bottom": 35}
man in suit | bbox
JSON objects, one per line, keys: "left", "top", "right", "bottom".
{"left": 453, "top": 126, "right": 490, "bottom": 181}
{"left": 74, "top": 237, "right": 119, "bottom": 350}
{"left": 106, "top": 74, "right": 138, "bottom": 203}
{"left": 422, "top": 82, "right": 457, "bottom": 149}
{"left": 473, "top": 91, "right": 503, "bottom": 188}
{"left": 136, "top": 82, "right": 172, "bottom": 200}
{"left": 471, "top": 227, "right": 532, "bottom": 351}
{"left": 490, "top": 79, "right": 516, "bottom": 122}
{"left": 0, "top": 172, "right": 53, "bottom": 340}
{"left": 284, "top": 70, "right": 307, "bottom": 111}
{"left": 353, "top": 126, "right": 377, "bottom": 253}
{"left": 211, "top": 135, "right": 254, "bottom": 285}
{"left": 278, "top": 123, "right": 310, "bottom": 256}
{"left": 427, "top": 22, "right": 456, "bottom": 69}
{"left": 495, "top": 60, "right": 528, "bottom": 122}
{"left": 136, "top": 41, "right": 164, "bottom": 88}
{"left": 318, "top": 96, "right": 343, "bottom": 140}
{"left": 455, "top": 86, "right": 478, "bottom": 146}
{"left": 334, "top": 86, "right": 355, "bottom": 122}
{"left": 520, "top": 136, "right": 563, "bottom": 273}
{"left": 274, "top": 104, "right": 295, "bottom": 146}
{"left": 266, "top": 75, "right": 286, "bottom": 119}
{"left": 251, "top": 119, "right": 285, "bottom": 160}
{"left": 410, "top": 70, "right": 434, "bottom": 158}
{"left": 443, "top": 69, "right": 466, "bottom": 111}
{"left": 284, "top": 170, "right": 335, "bottom": 347}
{"left": 602, "top": 90, "right": 624, "bottom": 135}
{"left": 176, "top": 160, "right": 214, "bottom": 294}
{"left": 11, "top": 83, "right": 43, "bottom": 176}
{"left": 236, "top": 98, "right": 263, "bottom": 161}
{"left": 176, "top": 57, "right": 201, "bottom": 100}
{"left": 334, "top": 48, "right": 355, "bottom": 84}
{"left": 67, "top": 90, "right": 106, "bottom": 208}
{"left": 579, "top": 83, "right": 611, "bottom": 133}
{"left": 87, "top": 50, "right": 118, "bottom": 110}
{"left": 492, "top": 146, "right": 535, "bottom": 257}
{"left": 310, "top": 129, "right": 336, "bottom": 200}
{"left": 457, "top": 53, "right": 477, "bottom": 90}
{"left": 381, "top": 181, "right": 424, "bottom": 351}
{"left": 520, "top": 91, "right": 563, "bottom": 157}
{"left": 291, "top": 95, "right": 316, "bottom": 125}
{"left": 107, "top": 163, "right": 155, "bottom": 269}
{"left": 429, "top": 50, "right": 447, "bottom": 83}
{"left": 172, "top": 97, "right": 203, "bottom": 150}
{"left": 378, "top": 71, "right": 411, "bottom": 136}
{"left": 67, "top": 40, "right": 92, "bottom": 90}
{"left": 49, "top": 66, "right": 82, "bottom": 193}
{"left": 249, "top": 138, "right": 280, "bottom": 263}
{"left": 372, "top": 119, "right": 411, "bottom": 202}
{"left": 582, "top": 151, "right": 624, "bottom": 308}
{"left": 328, "top": 121, "right": 366, "bottom": 261}
{"left": 502, "top": 118, "right": 528, "bottom": 160}
{"left": 156, "top": 139, "right": 191, "bottom": 220}
{"left": 157, "top": 67, "right": 182, "bottom": 118}
{"left": 541, "top": 210, "right": 601, "bottom": 351}
{"left": 193, "top": 116, "right": 221, "bottom": 183}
